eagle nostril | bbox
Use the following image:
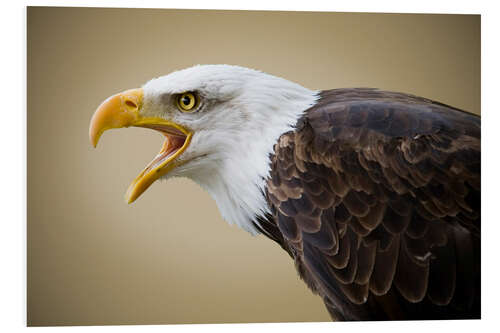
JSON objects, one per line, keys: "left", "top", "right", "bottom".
{"left": 125, "top": 100, "right": 138, "bottom": 110}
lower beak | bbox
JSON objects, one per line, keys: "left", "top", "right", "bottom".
{"left": 89, "top": 88, "right": 192, "bottom": 203}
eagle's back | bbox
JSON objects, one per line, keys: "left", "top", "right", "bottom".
{"left": 258, "top": 88, "right": 480, "bottom": 321}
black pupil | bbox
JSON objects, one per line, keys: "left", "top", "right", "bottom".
{"left": 182, "top": 95, "right": 191, "bottom": 106}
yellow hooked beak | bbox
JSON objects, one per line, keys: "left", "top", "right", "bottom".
{"left": 89, "top": 88, "right": 192, "bottom": 203}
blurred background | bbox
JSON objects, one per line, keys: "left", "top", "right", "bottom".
{"left": 27, "top": 7, "right": 480, "bottom": 326}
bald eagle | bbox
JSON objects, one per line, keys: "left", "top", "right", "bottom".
{"left": 89, "top": 65, "right": 480, "bottom": 321}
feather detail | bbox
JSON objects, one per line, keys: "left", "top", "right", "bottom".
{"left": 264, "top": 88, "right": 480, "bottom": 320}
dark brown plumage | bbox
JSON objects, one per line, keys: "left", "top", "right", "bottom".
{"left": 255, "top": 88, "right": 480, "bottom": 321}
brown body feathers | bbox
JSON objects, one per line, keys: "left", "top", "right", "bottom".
{"left": 256, "top": 88, "right": 480, "bottom": 321}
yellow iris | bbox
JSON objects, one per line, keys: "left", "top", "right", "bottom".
{"left": 177, "top": 92, "right": 197, "bottom": 112}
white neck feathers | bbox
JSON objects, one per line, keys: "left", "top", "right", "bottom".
{"left": 190, "top": 71, "right": 318, "bottom": 234}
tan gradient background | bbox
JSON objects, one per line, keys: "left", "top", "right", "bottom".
{"left": 27, "top": 7, "right": 480, "bottom": 326}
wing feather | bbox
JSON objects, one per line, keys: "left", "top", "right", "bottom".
{"left": 264, "top": 88, "right": 480, "bottom": 320}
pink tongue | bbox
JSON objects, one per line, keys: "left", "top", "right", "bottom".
{"left": 145, "top": 135, "right": 186, "bottom": 172}
{"left": 134, "top": 122, "right": 188, "bottom": 174}
{"left": 167, "top": 135, "right": 185, "bottom": 151}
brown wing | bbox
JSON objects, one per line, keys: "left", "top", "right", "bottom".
{"left": 265, "top": 89, "right": 480, "bottom": 321}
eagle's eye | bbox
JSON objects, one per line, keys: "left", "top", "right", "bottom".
{"left": 177, "top": 92, "right": 197, "bottom": 112}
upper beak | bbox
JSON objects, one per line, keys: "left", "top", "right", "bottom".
{"left": 89, "top": 88, "right": 144, "bottom": 148}
{"left": 89, "top": 88, "right": 192, "bottom": 203}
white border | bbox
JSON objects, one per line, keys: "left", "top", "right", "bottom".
{"left": 12, "top": 0, "right": 485, "bottom": 13}
{"left": 3, "top": 1, "right": 499, "bottom": 332}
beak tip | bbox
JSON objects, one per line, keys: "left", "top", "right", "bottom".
{"left": 125, "top": 188, "right": 137, "bottom": 204}
{"left": 89, "top": 129, "right": 101, "bottom": 148}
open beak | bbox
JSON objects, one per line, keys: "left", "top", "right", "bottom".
{"left": 89, "top": 88, "right": 192, "bottom": 203}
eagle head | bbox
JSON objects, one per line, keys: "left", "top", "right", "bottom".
{"left": 89, "top": 64, "right": 317, "bottom": 233}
